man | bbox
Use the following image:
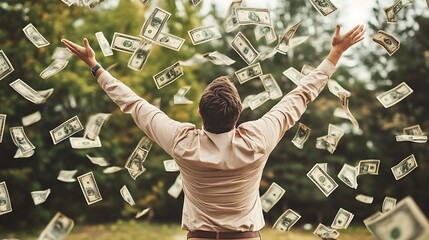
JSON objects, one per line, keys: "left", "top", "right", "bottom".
{"left": 62, "top": 24, "right": 365, "bottom": 240}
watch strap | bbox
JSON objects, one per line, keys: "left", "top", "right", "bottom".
{"left": 91, "top": 63, "right": 102, "bottom": 77}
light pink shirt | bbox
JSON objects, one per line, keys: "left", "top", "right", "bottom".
{"left": 97, "top": 59, "right": 335, "bottom": 232}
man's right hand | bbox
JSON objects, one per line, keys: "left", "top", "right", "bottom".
{"left": 327, "top": 24, "right": 365, "bottom": 66}
{"left": 61, "top": 38, "right": 98, "bottom": 68}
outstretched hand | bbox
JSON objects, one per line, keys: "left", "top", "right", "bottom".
{"left": 327, "top": 24, "right": 365, "bottom": 66}
{"left": 61, "top": 38, "right": 97, "bottom": 67}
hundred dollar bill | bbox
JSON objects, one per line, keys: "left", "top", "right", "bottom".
{"left": 0, "top": 50, "right": 14, "bottom": 81}
{"left": 120, "top": 185, "right": 136, "bottom": 206}
{"left": 57, "top": 170, "right": 78, "bottom": 182}
{"left": 235, "top": 8, "right": 271, "bottom": 26}
{"left": 366, "top": 196, "right": 429, "bottom": 240}
{"left": 0, "top": 114, "right": 5, "bottom": 143}
{"left": 153, "top": 62, "right": 183, "bottom": 89}
{"left": 403, "top": 124, "right": 424, "bottom": 135}
{"left": 38, "top": 212, "right": 74, "bottom": 240}
{"left": 235, "top": 63, "right": 263, "bottom": 84}
{"left": 95, "top": 32, "right": 114, "bottom": 57}
{"left": 128, "top": 42, "right": 152, "bottom": 71}
{"left": 140, "top": 7, "right": 171, "bottom": 41}
{"left": 163, "top": 159, "right": 180, "bottom": 172}
{"left": 358, "top": 159, "right": 380, "bottom": 175}
{"left": 242, "top": 94, "right": 256, "bottom": 109}
{"left": 86, "top": 154, "right": 109, "bottom": 167}
{"left": 0, "top": 181, "right": 12, "bottom": 215}
{"left": 155, "top": 32, "right": 184, "bottom": 51}
{"left": 391, "top": 154, "right": 417, "bottom": 180}
{"left": 103, "top": 166, "right": 123, "bottom": 174}
{"left": 337, "top": 163, "right": 358, "bottom": 189}
{"left": 313, "top": 223, "right": 339, "bottom": 239}
{"left": 383, "top": 0, "right": 413, "bottom": 24}
{"left": 111, "top": 32, "right": 143, "bottom": 54}
{"left": 273, "top": 209, "right": 301, "bottom": 232}
{"left": 356, "top": 194, "right": 374, "bottom": 204}
{"left": 84, "top": 113, "right": 111, "bottom": 141}
{"left": 188, "top": 25, "right": 222, "bottom": 45}
{"left": 22, "top": 111, "right": 41, "bottom": 127}
{"left": 282, "top": 67, "right": 304, "bottom": 85}
{"left": 51, "top": 47, "right": 73, "bottom": 60}
{"left": 50, "top": 116, "right": 83, "bottom": 145}
{"left": 396, "top": 135, "right": 427, "bottom": 143}
{"left": 292, "top": 123, "right": 311, "bottom": 149}
{"left": 338, "top": 92, "right": 359, "bottom": 128}
{"left": 179, "top": 53, "right": 207, "bottom": 66}
{"left": 231, "top": 32, "right": 259, "bottom": 65}
{"left": 69, "top": 136, "right": 102, "bottom": 149}
{"left": 301, "top": 64, "right": 315, "bottom": 75}
{"left": 168, "top": 174, "right": 183, "bottom": 198}
{"left": 309, "top": 0, "right": 338, "bottom": 16}
{"left": 249, "top": 91, "right": 270, "bottom": 110}
{"left": 14, "top": 148, "right": 35, "bottom": 158}
{"left": 377, "top": 82, "right": 413, "bottom": 108}
{"left": 10, "top": 126, "right": 36, "bottom": 154}
{"left": 174, "top": 86, "right": 193, "bottom": 105}
{"left": 258, "top": 47, "right": 277, "bottom": 61}
{"left": 31, "top": 189, "right": 51, "bottom": 205}
{"left": 382, "top": 196, "right": 397, "bottom": 213}
{"left": 40, "top": 59, "right": 69, "bottom": 79}
{"left": 23, "top": 23, "right": 50, "bottom": 48}
{"left": 77, "top": 172, "right": 102, "bottom": 205}
{"left": 136, "top": 208, "right": 150, "bottom": 218}
{"left": 203, "top": 51, "right": 236, "bottom": 66}
{"left": 289, "top": 36, "right": 309, "bottom": 49}
{"left": 261, "top": 74, "right": 282, "bottom": 99}
{"left": 307, "top": 164, "right": 338, "bottom": 197}
{"left": 10, "top": 79, "right": 54, "bottom": 104}
{"left": 372, "top": 30, "right": 400, "bottom": 56}
{"left": 331, "top": 208, "right": 354, "bottom": 229}
{"left": 328, "top": 79, "right": 351, "bottom": 98}
{"left": 276, "top": 21, "right": 301, "bottom": 54}
{"left": 261, "top": 182, "right": 286, "bottom": 212}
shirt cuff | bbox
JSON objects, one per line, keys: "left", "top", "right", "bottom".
{"left": 97, "top": 70, "right": 114, "bottom": 88}
{"left": 316, "top": 59, "right": 336, "bottom": 79}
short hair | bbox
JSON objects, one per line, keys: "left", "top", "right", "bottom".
{"left": 199, "top": 76, "right": 242, "bottom": 134}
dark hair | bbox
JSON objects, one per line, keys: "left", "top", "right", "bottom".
{"left": 199, "top": 76, "right": 242, "bottom": 134}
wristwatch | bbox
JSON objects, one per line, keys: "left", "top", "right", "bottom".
{"left": 90, "top": 63, "right": 102, "bottom": 77}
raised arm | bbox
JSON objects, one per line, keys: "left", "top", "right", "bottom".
{"left": 250, "top": 24, "right": 365, "bottom": 152}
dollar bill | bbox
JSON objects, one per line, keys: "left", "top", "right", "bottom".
{"left": 328, "top": 124, "right": 344, "bottom": 146}
{"left": 22, "top": 111, "right": 42, "bottom": 127}
{"left": 203, "top": 51, "right": 236, "bottom": 66}
{"left": 366, "top": 196, "right": 429, "bottom": 240}
{"left": 120, "top": 185, "right": 136, "bottom": 206}
{"left": 69, "top": 136, "right": 102, "bottom": 149}
{"left": 84, "top": 113, "right": 111, "bottom": 141}
{"left": 331, "top": 208, "right": 354, "bottom": 229}
{"left": 382, "top": 196, "right": 397, "bottom": 213}
{"left": 77, "top": 172, "right": 102, "bottom": 205}
{"left": 10, "top": 79, "right": 54, "bottom": 104}
{"left": 14, "top": 148, "right": 35, "bottom": 158}
{"left": 168, "top": 174, "right": 183, "bottom": 198}
{"left": 226, "top": 0, "right": 243, "bottom": 17}
{"left": 61, "top": 0, "right": 78, "bottom": 6}
{"left": 315, "top": 135, "right": 336, "bottom": 154}
{"left": 40, "top": 59, "right": 69, "bottom": 79}
{"left": 179, "top": 53, "right": 208, "bottom": 66}
{"left": 153, "top": 62, "right": 183, "bottom": 89}
{"left": 356, "top": 194, "right": 374, "bottom": 204}
{"left": 264, "top": 27, "right": 278, "bottom": 45}
{"left": 50, "top": 116, "right": 83, "bottom": 145}
{"left": 174, "top": 86, "right": 193, "bottom": 105}
{"left": 9, "top": 126, "right": 36, "bottom": 154}
{"left": 333, "top": 107, "right": 349, "bottom": 120}
{"left": 140, "top": 7, "right": 171, "bottom": 41}
{"left": 396, "top": 135, "right": 427, "bottom": 143}
{"left": 301, "top": 65, "right": 315, "bottom": 75}
{"left": 383, "top": 0, "right": 413, "bottom": 24}
{"left": 391, "top": 154, "right": 418, "bottom": 180}
{"left": 261, "top": 182, "right": 286, "bottom": 212}
{"left": 403, "top": 124, "right": 424, "bottom": 135}
{"left": 138, "top": 0, "right": 149, "bottom": 5}
{"left": 358, "top": 159, "right": 380, "bottom": 175}
{"left": 337, "top": 163, "right": 358, "bottom": 189}
{"left": 242, "top": 94, "right": 256, "bottom": 109}
{"left": 135, "top": 208, "right": 150, "bottom": 218}
{"left": 249, "top": 91, "right": 270, "bottom": 110}
{"left": 258, "top": 47, "right": 277, "bottom": 61}
{"left": 372, "top": 30, "right": 400, "bottom": 56}
{"left": 111, "top": 32, "right": 143, "bottom": 54}
{"left": 292, "top": 123, "right": 311, "bottom": 149}
{"left": 86, "top": 154, "right": 109, "bottom": 167}
{"left": 23, "top": 23, "right": 50, "bottom": 48}
{"left": 235, "top": 8, "right": 271, "bottom": 26}
{"left": 273, "top": 209, "right": 301, "bottom": 232}
{"left": 377, "top": 82, "right": 413, "bottom": 108}
{"left": 57, "top": 170, "right": 78, "bottom": 182}
{"left": 125, "top": 147, "right": 148, "bottom": 172}
{"left": 0, "top": 181, "right": 12, "bottom": 215}
{"left": 31, "top": 189, "right": 51, "bottom": 205}
{"left": 316, "top": 163, "right": 328, "bottom": 172}
{"left": 95, "top": 32, "right": 114, "bottom": 57}
{"left": 38, "top": 212, "right": 74, "bottom": 240}
{"left": 231, "top": 32, "right": 259, "bottom": 65}
{"left": 138, "top": 136, "right": 153, "bottom": 151}
{"left": 328, "top": 80, "right": 351, "bottom": 98}
{"left": 276, "top": 21, "right": 301, "bottom": 54}
{"left": 282, "top": 67, "right": 304, "bottom": 85}
{"left": 309, "top": 0, "right": 338, "bottom": 16}
{"left": 155, "top": 32, "right": 184, "bottom": 51}
{"left": 363, "top": 211, "right": 383, "bottom": 233}
{"left": 191, "top": 0, "right": 202, "bottom": 6}
{"left": 163, "top": 159, "right": 180, "bottom": 172}
{"left": 51, "top": 47, "right": 73, "bottom": 60}
{"left": 188, "top": 25, "right": 222, "bottom": 45}
{"left": 224, "top": 14, "right": 240, "bottom": 33}
{"left": 103, "top": 166, "right": 123, "bottom": 174}
{"left": 235, "top": 63, "right": 263, "bottom": 84}
{"left": 0, "top": 114, "right": 5, "bottom": 143}
{"left": 0, "top": 50, "right": 14, "bottom": 81}
{"left": 313, "top": 223, "right": 339, "bottom": 239}
{"left": 307, "top": 164, "right": 338, "bottom": 197}
{"left": 127, "top": 42, "right": 152, "bottom": 71}
{"left": 289, "top": 36, "right": 309, "bottom": 49}
{"left": 261, "top": 74, "right": 282, "bottom": 99}
{"left": 254, "top": 25, "right": 271, "bottom": 41}
{"left": 338, "top": 92, "right": 359, "bottom": 128}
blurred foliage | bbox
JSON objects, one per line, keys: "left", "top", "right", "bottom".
{"left": 0, "top": 0, "right": 428, "bottom": 234}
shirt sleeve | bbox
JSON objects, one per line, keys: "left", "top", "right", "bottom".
{"left": 245, "top": 59, "right": 336, "bottom": 152}
{"left": 97, "top": 71, "right": 188, "bottom": 155}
